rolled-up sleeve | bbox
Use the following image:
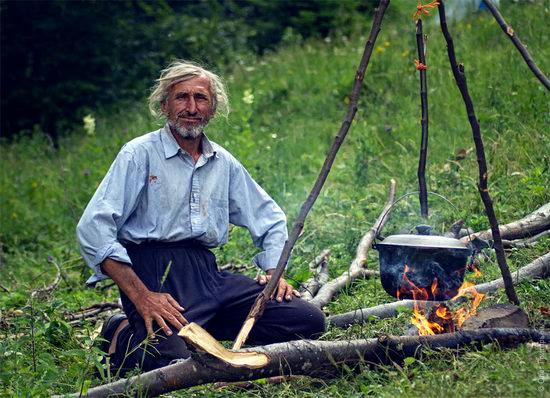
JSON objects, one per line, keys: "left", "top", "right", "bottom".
{"left": 228, "top": 158, "right": 288, "bottom": 271}
{"left": 76, "top": 148, "right": 145, "bottom": 285}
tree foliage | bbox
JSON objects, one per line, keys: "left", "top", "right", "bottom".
{"left": 0, "top": 0, "right": 375, "bottom": 142}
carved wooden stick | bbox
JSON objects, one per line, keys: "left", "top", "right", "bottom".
{"left": 482, "top": 0, "right": 550, "bottom": 91}
{"left": 416, "top": 19, "right": 429, "bottom": 217}
{"left": 232, "top": 0, "right": 392, "bottom": 350}
{"left": 439, "top": 0, "right": 519, "bottom": 305}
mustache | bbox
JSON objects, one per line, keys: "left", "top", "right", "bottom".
{"left": 177, "top": 111, "right": 204, "bottom": 120}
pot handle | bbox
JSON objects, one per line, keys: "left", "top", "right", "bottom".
{"left": 373, "top": 191, "right": 473, "bottom": 243}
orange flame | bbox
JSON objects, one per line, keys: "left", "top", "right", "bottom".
{"left": 398, "top": 264, "right": 485, "bottom": 335}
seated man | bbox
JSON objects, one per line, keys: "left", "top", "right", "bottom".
{"left": 77, "top": 60, "right": 325, "bottom": 374}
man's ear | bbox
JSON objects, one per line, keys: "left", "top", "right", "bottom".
{"left": 160, "top": 100, "right": 167, "bottom": 115}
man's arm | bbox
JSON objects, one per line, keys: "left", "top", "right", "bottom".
{"left": 101, "top": 258, "right": 187, "bottom": 337}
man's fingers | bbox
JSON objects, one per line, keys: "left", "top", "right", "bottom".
{"left": 166, "top": 295, "right": 185, "bottom": 312}
{"left": 276, "top": 280, "right": 286, "bottom": 302}
{"left": 284, "top": 283, "right": 294, "bottom": 301}
{"left": 144, "top": 317, "right": 155, "bottom": 338}
{"left": 155, "top": 315, "right": 173, "bottom": 336}
{"left": 257, "top": 275, "right": 268, "bottom": 285}
{"left": 292, "top": 289, "right": 302, "bottom": 298}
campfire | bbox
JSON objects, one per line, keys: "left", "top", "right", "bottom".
{"left": 398, "top": 264, "right": 486, "bottom": 335}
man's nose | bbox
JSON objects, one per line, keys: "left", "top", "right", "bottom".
{"left": 185, "top": 97, "right": 197, "bottom": 114}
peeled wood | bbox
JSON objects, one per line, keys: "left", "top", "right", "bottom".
{"left": 178, "top": 323, "right": 269, "bottom": 368}
{"left": 232, "top": 0, "right": 391, "bottom": 349}
{"left": 308, "top": 179, "right": 396, "bottom": 309}
{"left": 328, "top": 251, "right": 550, "bottom": 328}
{"left": 77, "top": 328, "right": 549, "bottom": 397}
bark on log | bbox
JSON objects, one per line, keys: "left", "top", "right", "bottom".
{"left": 75, "top": 328, "right": 549, "bottom": 397}
{"left": 328, "top": 251, "right": 550, "bottom": 328}
{"left": 308, "top": 179, "right": 396, "bottom": 309}
{"left": 461, "top": 202, "right": 550, "bottom": 243}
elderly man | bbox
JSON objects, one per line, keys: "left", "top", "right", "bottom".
{"left": 77, "top": 60, "right": 325, "bottom": 374}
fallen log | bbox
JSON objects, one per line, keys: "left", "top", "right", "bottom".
{"left": 328, "top": 251, "right": 550, "bottom": 328}
{"left": 461, "top": 202, "right": 550, "bottom": 243}
{"left": 308, "top": 179, "right": 396, "bottom": 309}
{"left": 74, "top": 328, "right": 549, "bottom": 397}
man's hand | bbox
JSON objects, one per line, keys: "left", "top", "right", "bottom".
{"left": 101, "top": 258, "right": 188, "bottom": 338}
{"left": 134, "top": 291, "right": 188, "bottom": 337}
{"left": 257, "top": 270, "right": 301, "bottom": 302}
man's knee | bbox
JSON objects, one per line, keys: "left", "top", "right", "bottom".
{"left": 296, "top": 301, "right": 325, "bottom": 339}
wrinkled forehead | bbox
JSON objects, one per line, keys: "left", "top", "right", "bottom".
{"left": 168, "top": 75, "right": 213, "bottom": 97}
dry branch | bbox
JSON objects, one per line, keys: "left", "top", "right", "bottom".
{"left": 31, "top": 259, "right": 61, "bottom": 299}
{"left": 482, "top": 0, "right": 550, "bottom": 91}
{"left": 232, "top": 0, "right": 391, "bottom": 350}
{"left": 328, "top": 251, "right": 550, "bottom": 328}
{"left": 300, "top": 250, "right": 331, "bottom": 301}
{"left": 502, "top": 230, "right": 550, "bottom": 249}
{"left": 65, "top": 301, "right": 122, "bottom": 322}
{"left": 415, "top": 18, "right": 429, "bottom": 217}
{"left": 75, "top": 328, "right": 549, "bottom": 397}
{"left": 438, "top": 0, "right": 519, "bottom": 305}
{"left": 462, "top": 202, "right": 550, "bottom": 243}
{"left": 308, "top": 179, "right": 396, "bottom": 309}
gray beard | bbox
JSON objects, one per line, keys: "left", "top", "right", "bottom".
{"left": 169, "top": 120, "right": 204, "bottom": 139}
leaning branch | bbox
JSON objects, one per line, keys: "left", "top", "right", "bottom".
{"left": 438, "top": 0, "right": 519, "bottom": 305}
{"left": 328, "top": 251, "right": 550, "bottom": 328}
{"left": 76, "top": 328, "right": 549, "bottom": 397}
{"left": 232, "top": 0, "right": 392, "bottom": 350}
{"left": 482, "top": 0, "right": 550, "bottom": 91}
{"left": 308, "top": 179, "right": 396, "bottom": 308}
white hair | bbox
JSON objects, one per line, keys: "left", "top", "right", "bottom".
{"left": 149, "top": 60, "right": 229, "bottom": 119}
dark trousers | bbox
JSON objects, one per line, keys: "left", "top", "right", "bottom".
{"left": 111, "top": 241, "right": 325, "bottom": 374}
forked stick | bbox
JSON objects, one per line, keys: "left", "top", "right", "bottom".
{"left": 232, "top": 0, "right": 392, "bottom": 350}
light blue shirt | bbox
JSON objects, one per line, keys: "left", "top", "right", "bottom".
{"left": 76, "top": 125, "right": 288, "bottom": 285}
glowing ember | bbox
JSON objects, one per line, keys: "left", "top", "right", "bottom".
{"left": 398, "top": 264, "right": 485, "bottom": 335}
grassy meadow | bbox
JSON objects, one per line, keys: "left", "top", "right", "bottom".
{"left": 1, "top": 1, "right": 549, "bottom": 396}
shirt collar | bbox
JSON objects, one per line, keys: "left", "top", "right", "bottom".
{"left": 160, "top": 123, "right": 217, "bottom": 159}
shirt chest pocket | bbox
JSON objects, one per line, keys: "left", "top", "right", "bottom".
{"left": 203, "top": 197, "right": 229, "bottom": 241}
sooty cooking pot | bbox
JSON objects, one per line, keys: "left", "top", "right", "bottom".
{"left": 375, "top": 233, "right": 472, "bottom": 301}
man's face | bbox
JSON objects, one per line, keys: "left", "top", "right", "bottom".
{"left": 161, "top": 76, "right": 214, "bottom": 139}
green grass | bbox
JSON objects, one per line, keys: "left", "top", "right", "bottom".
{"left": 1, "top": 1, "right": 549, "bottom": 396}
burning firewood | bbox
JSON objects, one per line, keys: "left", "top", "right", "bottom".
{"left": 328, "top": 251, "right": 550, "bottom": 329}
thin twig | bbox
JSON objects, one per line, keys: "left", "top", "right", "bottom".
{"left": 416, "top": 19, "right": 429, "bottom": 217}
{"left": 482, "top": 0, "right": 550, "bottom": 91}
{"left": 31, "top": 258, "right": 62, "bottom": 299}
{"left": 438, "top": 0, "right": 520, "bottom": 306}
{"left": 232, "top": 0, "right": 392, "bottom": 350}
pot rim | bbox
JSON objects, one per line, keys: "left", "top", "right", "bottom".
{"left": 376, "top": 234, "right": 470, "bottom": 250}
